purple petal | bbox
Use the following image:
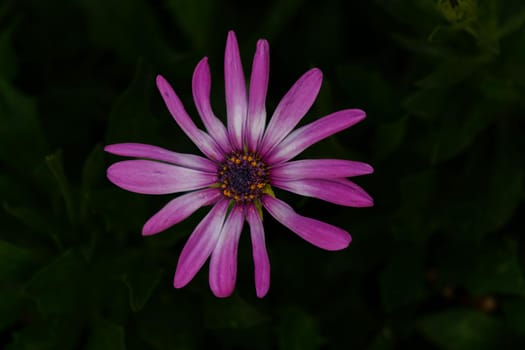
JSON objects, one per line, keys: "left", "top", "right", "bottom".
{"left": 156, "top": 75, "right": 223, "bottom": 161}
{"left": 224, "top": 31, "right": 247, "bottom": 150}
{"left": 104, "top": 143, "right": 217, "bottom": 172}
{"left": 271, "top": 159, "right": 374, "bottom": 180}
{"left": 174, "top": 199, "right": 229, "bottom": 288}
{"left": 246, "top": 39, "right": 269, "bottom": 152}
{"left": 262, "top": 196, "right": 351, "bottom": 251}
{"left": 209, "top": 204, "right": 245, "bottom": 298}
{"left": 246, "top": 204, "right": 270, "bottom": 298}
{"left": 272, "top": 178, "right": 374, "bottom": 207}
{"left": 267, "top": 109, "right": 366, "bottom": 164}
{"left": 259, "top": 68, "right": 322, "bottom": 156}
{"left": 107, "top": 160, "right": 216, "bottom": 194}
{"left": 142, "top": 188, "right": 222, "bottom": 236}
{"left": 192, "top": 58, "right": 232, "bottom": 152}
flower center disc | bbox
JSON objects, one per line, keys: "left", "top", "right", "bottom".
{"left": 218, "top": 151, "right": 268, "bottom": 202}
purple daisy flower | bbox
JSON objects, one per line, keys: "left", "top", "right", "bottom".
{"left": 105, "top": 31, "right": 373, "bottom": 298}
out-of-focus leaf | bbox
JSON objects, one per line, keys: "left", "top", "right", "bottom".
{"left": 77, "top": 0, "right": 172, "bottom": 64}
{"left": 0, "top": 240, "right": 36, "bottom": 280}
{"left": 380, "top": 245, "right": 428, "bottom": 311}
{"left": 497, "top": 7, "right": 525, "bottom": 38}
{"left": 0, "top": 78, "right": 47, "bottom": 172}
{"left": 86, "top": 318, "right": 125, "bottom": 350}
{"left": 373, "top": 115, "right": 407, "bottom": 160}
{"left": 418, "top": 309, "right": 506, "bottom": 350}
{"left": 416, "top": 55, "right": 491, "bottom": 89}
{"left": 204, "top": 294, "right": 267, "bottom": 329}
{"left": 259, "top": 0, "right": 306, "bottom": 40}
{"left": 391, "top": 170, "right": 437, "bottom": 242}
{"left": 82, "top": 144, "right": 105, "bottom": 192}
{"left": 165, "top": 0, "right": 213, "bottom": 51}
{"left": 373, "top": 0, "right": 441, "bottom": 32}
{"left": 410, "top": 99, "right": 496, "bottom": 163}
{"left": 105, "top": 59, "right": 157, "bottom": 144}
{"left": 336, "top": 64, "right": 402, "bottom": 123}
{"left": 403, "top": 88, "right": 447, "bottom": 120}
{"left": 3, "top": 203, "right": 57, "bottom": 240}
{"left": 367, "top": 328, "right": 394, "bottom": 350}
{"left": 136, "top": 296, "right": 198, "bottom": 350}
{"left": 437, "top": 239, "right": 525, "bottom": 296}
{"left": 277, "top": 306, "right": 324, "bottom": 350}
{"left": 91, "top": 188, "right": 150, "bottom": 233}
{"left": 501, "top": 298, "right": 525, "bottom": 335}
{"left": 6, "top": 317, "right": 82, "bottom": 350}
{"left": 121, "top": 258, "right": 163, "bottom": 312}
{"left": 46, "top": 150, "right": 76, "bottom": 225}
{"left": 478, "top": 73, "right": 521, "bottom": 104}
{"left": 0, "top": 289, "right": 23, "bottom": 332}
{"left": 0, "top": 23, "right": 17, "bottom": 81}
{"left": 439, "top": 126, "right": 523, "bottom": 239}
{"left": 24, "top": 250, "right": 88, "bottom": 316}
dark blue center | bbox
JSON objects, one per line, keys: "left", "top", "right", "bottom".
{"left": 218, "top": 151, "right": 268, "bottom": 202}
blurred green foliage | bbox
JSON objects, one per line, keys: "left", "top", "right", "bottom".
{"left": 1, "top": 0, "right": 525, "bottom": 349}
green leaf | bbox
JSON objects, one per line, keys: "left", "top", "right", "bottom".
{"left": 86, "top": 319, "right": 126, "bottom": 350}
{"left": 3, "top": 202, "right": 62, "bottom": 248}
{"left": 165, "top": 0, "right": 214, "bottom": 51}
{"left": 105, "top": 59, "right": 157, "bottom": 144}
{"left": 0, "top": 22, "right": 17, "bottom": 81}
{"left": 277, "top": 306, "right": 324, "bottom": 350}
{"left": 24, "top": 250, "right": 88, "bottom": 316}
{"left": 204, "top": 294, "right": 267, "bottom": 330}
{"left": 380, "top": 245, "right": 428, "bottom": 311}
{"left": 136, "top": 296, "right": 199, "bottom": 350}
{"left": 418, "top": 309, "right": 506, "bottom": 350}
{"left": 82, "top": 143, "right": 105, "bottom": 192}
{"left": 121, "top": 259, "right": 163, "bottom": 312}
{"left": 0, "top": 240, "right": 36, "bottom": 280}
{"left": 437, "top": 239, "right": 525, "bottom": 296}
{"left": 0, "top": 289, "right": 24, "bottom": 332}
{"left": 438, "top": 126, "right": 523, "bottom": 239}
{"left": 0, "top": 78, "right": 47, "bottom": 173}
{"left": 336, "top": 64, "right": 402, "bottom": 123}
{"left": 373, "top": 0, "right": 441, "bottom": 32}
{"left": 403, "top": 88, "right": 448, "bottom": 120}
{"left": 391, "top": 170, "right": 437, "bottom": 242}
{"left": 259, "top": 0, "right": 306, "bottom": 40}
{"left": 46, "top": 150, "right": 77, "bottom": 225}
{"left": 373, "top": 115, "right": 408, "bottom": 160}
{"left": 6, "top": 317, "right": 83, "bottom": 350}
{"left": 501, "top": 298, "right": 525, "bottom": 335}
{"left": 497, "top": 7, "right": 525, "bottom": 38}
{"left": 77, "top": 0, "right": 171, "bottom": 64}
{"left": 416, "top": 55, "right": 491, "bottom": 89}
{"left": 408, "top": 96, "right": 497, "bottom": 163}
{"left": 367, "top": 328, "right": 394, "bottom": 350}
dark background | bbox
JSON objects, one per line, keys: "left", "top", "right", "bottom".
{"left": 2, "top": 0, "right": 525, "bottom": 349}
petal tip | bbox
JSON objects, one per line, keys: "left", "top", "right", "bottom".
{"left": 103, "top": 144, "right": 115, "bottom": 153}
{"left": 227, "top": 30, "right": 237, "bottom": 38}
{"left": 141, "top": 223, "right": 157, "bottom": 236}
{"left": 333, "top": 233, "right": 352, "bottom": 250}
{"left": 309, "top": 67, "right": 323, "bottom": 80}
{"left": 173, "top": 273, "right": 188, "bottom": 289}
{"left": 257, "top": 39, "right": 269, "bottom": 50}
{"left": 156, "top": 74, "right": 167, "bottom": 85}
{"left": 256, "top": 287, "right": 269, "bottom": 298}
{"left": 195, "top": 56, "right": 209, "bottom": 70}
{"left": 354, "top": 109, "right": 367, "bottom": 121}
{"left": 212, "top": 288, "right": 234, "bottom": 298}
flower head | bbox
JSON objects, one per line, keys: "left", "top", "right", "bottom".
{"left": 105, "top": 31, "right": 373, "bottom": 298}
